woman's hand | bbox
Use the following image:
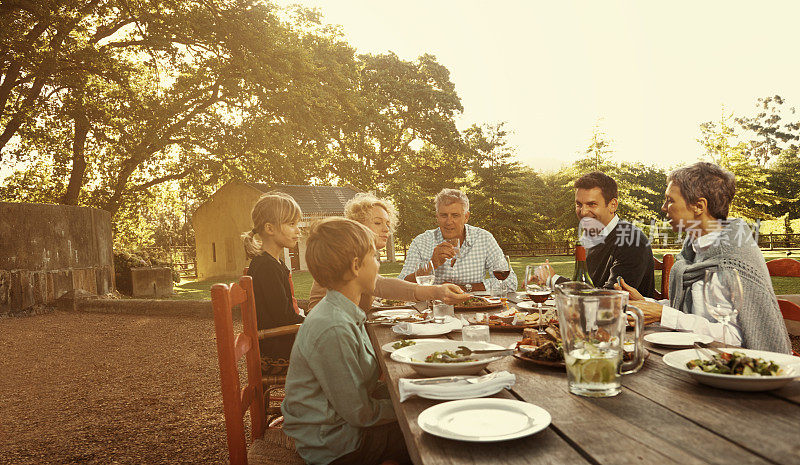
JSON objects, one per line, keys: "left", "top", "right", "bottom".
{"left": 627, "top": 300, "right": 663, "bottom": 326}
{"left": 614, "top": 277, "right": 644, "bottom": 301}
{"left": 417, "top": 283, "right": 471, "bottom": 305}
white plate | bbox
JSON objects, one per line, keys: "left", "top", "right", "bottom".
{"left": 417, "top": 398, "right": 551, "bottom": 442}
{"left": 372, "top": 309, "right": 421, "bottom": 319}
{"left": 662, "top": 348, "right": 800, "bottom": 391}
{"left": 390, "top": 340, "right": 507, "bottom": 376}
{"left": 392, "top": 316, "right": 462, "bottom": 337}
{"left": 381, "top": 338, "right": 450, "bottom": 354}
{"left": 515, "top": 301, "right": 551, "bottom": 310}
{"left": 472, "top": 291, "right": 490, "bottom": 296}
{"left": 644, "top": 331, "right": 713, "bottom": 348}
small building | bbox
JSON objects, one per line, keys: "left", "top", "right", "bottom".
{"left": 192, "top": 182, "right": 361, "bottom": 279}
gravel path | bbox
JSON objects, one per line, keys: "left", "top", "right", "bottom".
{"left": 0, "top": 311, "right": 239, "bottom": 464}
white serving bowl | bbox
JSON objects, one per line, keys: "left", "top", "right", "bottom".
{"left": 390, "top": 340, "right": 508, "bottom": 377}
{"left": 662, "top": 347, "right": 800, "bottom": 391}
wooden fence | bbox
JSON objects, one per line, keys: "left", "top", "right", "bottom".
{"left": 142, "top": 245, "right": 197, "bottom": 278}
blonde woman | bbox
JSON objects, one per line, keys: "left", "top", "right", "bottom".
{"left": 308, "top": 193, "right": 469, "bottom": 310}
{"left": 241, "top": 192, "right": 304, "bottom": 374}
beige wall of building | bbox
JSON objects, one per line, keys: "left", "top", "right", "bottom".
{"left": 193, "top": 183, "right": 262, "bottom": 280}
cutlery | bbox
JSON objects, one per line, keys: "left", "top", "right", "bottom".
{"left": 693, "top": 342, "right": 727, "bottom": 370}
{"left": 409, "top": 372, "right": 504, "bottom": 385}
{"left": 456, "top": 346, "right": 514, "bottom": 356}
{"left": 409, "top": 376, "right": 472, "bottom": 385}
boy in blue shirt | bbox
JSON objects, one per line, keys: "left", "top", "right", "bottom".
{"left": 281, "top": 218, "right": 410, "bottom": 465}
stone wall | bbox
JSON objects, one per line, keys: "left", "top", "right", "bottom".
{"left": 0, "top": 202, "right": 115, "bottom": 315}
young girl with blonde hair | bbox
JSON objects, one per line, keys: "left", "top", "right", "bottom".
{"left": 241, "top": 191, "right": 304, "bottom": 374}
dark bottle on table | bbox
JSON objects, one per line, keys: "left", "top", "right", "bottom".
{"left": 572, "top": 245, "right": 594, "bottom": 287}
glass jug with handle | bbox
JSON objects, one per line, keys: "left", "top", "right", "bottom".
{"left": 554, "top": 282, "right": 644, "bottom": 397}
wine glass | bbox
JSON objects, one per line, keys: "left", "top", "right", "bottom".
{"left": 493, "top": 254, "right": 513, "bottom": 297}
{"left": 525, "top": 265, "right": 551, "bottom": 335}
{"left": 703, "top": 268, "right": 742, "bottom": 346}
{"left": 445, "top": 238, "right": 461, "bottom": 266}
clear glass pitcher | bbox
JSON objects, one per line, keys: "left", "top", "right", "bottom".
{"left": 554, "top": 282, "right": 644, "bottom": 397}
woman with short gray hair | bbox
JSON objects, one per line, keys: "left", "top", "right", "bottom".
{"left": 618, "top": 162, "right": 790, "bottom": 353}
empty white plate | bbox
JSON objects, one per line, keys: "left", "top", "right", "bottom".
{"left": 644, "top": 332, "right": 714, "bottom": 348}
{"left": 417, "top": 398, "right": 551, "bottom": 442}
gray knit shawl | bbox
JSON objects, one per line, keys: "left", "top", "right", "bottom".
{"left": 668, "top": 219, "right": 791, "bottom": 353}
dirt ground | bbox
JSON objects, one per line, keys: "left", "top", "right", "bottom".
{"left": 0, "top": 310, "right": 239, "bottom": 464}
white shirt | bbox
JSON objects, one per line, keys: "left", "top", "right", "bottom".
{"left": 656, "top": 230, "right": 743, "bottom": 346}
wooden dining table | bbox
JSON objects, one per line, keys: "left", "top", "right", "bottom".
{"left": 366, "top": 295, "right": 800, "bottom": 465}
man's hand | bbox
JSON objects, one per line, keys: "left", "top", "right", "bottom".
{"left": 416, "top": 283, "right": 471, "bottom": 305}
{"left": 614, "top": 277, "right": 644, "bottom": 301}
{"left": 431, "top": 241, "right": 457, "bottom": 268}
{"left": 627, "top": 300, "right": 663, "bottom": 326}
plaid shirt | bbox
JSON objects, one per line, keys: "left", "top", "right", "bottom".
{"left": 398, "top": 224, "right": 517, "bottom": 290}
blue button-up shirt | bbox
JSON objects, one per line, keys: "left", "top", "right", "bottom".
{"left": 398, "top": 224, "right": 518, "bottom": 290}
{"left": 281, "top": 290, "right": 395, "bottom": 464}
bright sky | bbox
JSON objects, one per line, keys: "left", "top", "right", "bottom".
{"left": 276, "top": 0, "right": 800, "bottom": 172}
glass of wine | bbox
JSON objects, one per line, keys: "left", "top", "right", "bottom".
{"left": 493, "top": 254, "right": 513, "bottom": 296}
{"left": 525, "top": 265, "right": 551, "bottom": 335}
{"left": 703, "top": 268, "right": 742, "bottom": 346}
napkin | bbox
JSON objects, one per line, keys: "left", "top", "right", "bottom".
{"left": 398, "top": 371, "right": 516, "bottom": 402}
{"left": 393, "top": 315, "right": 463, "bottom": 336}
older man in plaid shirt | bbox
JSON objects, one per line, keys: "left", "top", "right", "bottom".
{"left": 398, "top": 189, "right": 517, "bottom": 292}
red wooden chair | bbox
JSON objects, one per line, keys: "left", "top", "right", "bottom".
{"left": 652, "top": 254, "right": 674, "bottom": 300}
{"left": 765, "top": 259, "right": 800, "bottom": 356}
{"left": 766, "top": 258, "right": 800, "bottom": 277}
{"left": 211, "top": 276, "right": 304, "bottom": 465}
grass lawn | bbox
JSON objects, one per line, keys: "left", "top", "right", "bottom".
{"left": 171, "top": 249, "right": 800, "bottom": 300}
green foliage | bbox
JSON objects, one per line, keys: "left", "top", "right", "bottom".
{"left": 735, "top": 95, "right": 799, "bottom": 166}
{"left": 698, "top": 110, "right": 779, "bottom": 220}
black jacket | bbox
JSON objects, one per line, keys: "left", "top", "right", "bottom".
{"left": 247, "top": 253, "right": 304, "bottom": 360}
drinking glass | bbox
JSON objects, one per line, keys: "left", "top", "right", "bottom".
{"left": 415, "top": 260, "right": 435, "bottom": 286}
{"left": 525, "top": 265, "right": 551, "bottom": 335}
{"left": 432, "top": 301, "right": 454, "bottom": 324}
{"left": 703, "top": 268, "right": 743, "bottom": 346}
{"left": 462, "top": 324, "right": 490, "bottom": 342}
{"left": 445, "top": 238, "right": 461, "bottom": 266}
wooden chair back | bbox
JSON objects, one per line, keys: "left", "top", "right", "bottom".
{"left": 766, "top": 258, "right": 800, "bottom": 277}
{"left": 211, "top": 276, "right": 266, "bottom": 465}
{"left": 652, "top": 254, "right": 674, "bottom": 300}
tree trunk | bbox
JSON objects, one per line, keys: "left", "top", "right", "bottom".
{"left": 61, "top": 89, "right": 90, "bottom": 205}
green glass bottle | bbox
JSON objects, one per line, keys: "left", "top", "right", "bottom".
{"left": 572, "top": 245, "right": 594, "bottom": 287}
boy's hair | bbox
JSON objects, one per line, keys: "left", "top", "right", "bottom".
{"left": 344, "top": 192, "right": 398, "bottom": 233}
{"left": 668, "top": 162, "right": 736, "bottom": 220}
{"left": 241, "top": 191, "right": 302, "bottom": 259}
{"left": 574, "top": 172, "right": 618, "bottom": 204}
{"left": 306, "top": 217, "right": 375, "bottom": 288}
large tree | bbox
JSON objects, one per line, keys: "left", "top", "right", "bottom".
{"left": 698, "top": 110, "right": 778, "bottom": 220}
{"left": 1, "top": 0, "right": 360, "bottom": 216}
{"left": 322, "top": 52, "right": 464, "bottom": 191}
{"left": 735, "top": 95, "right": 799, "bottom": 166}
